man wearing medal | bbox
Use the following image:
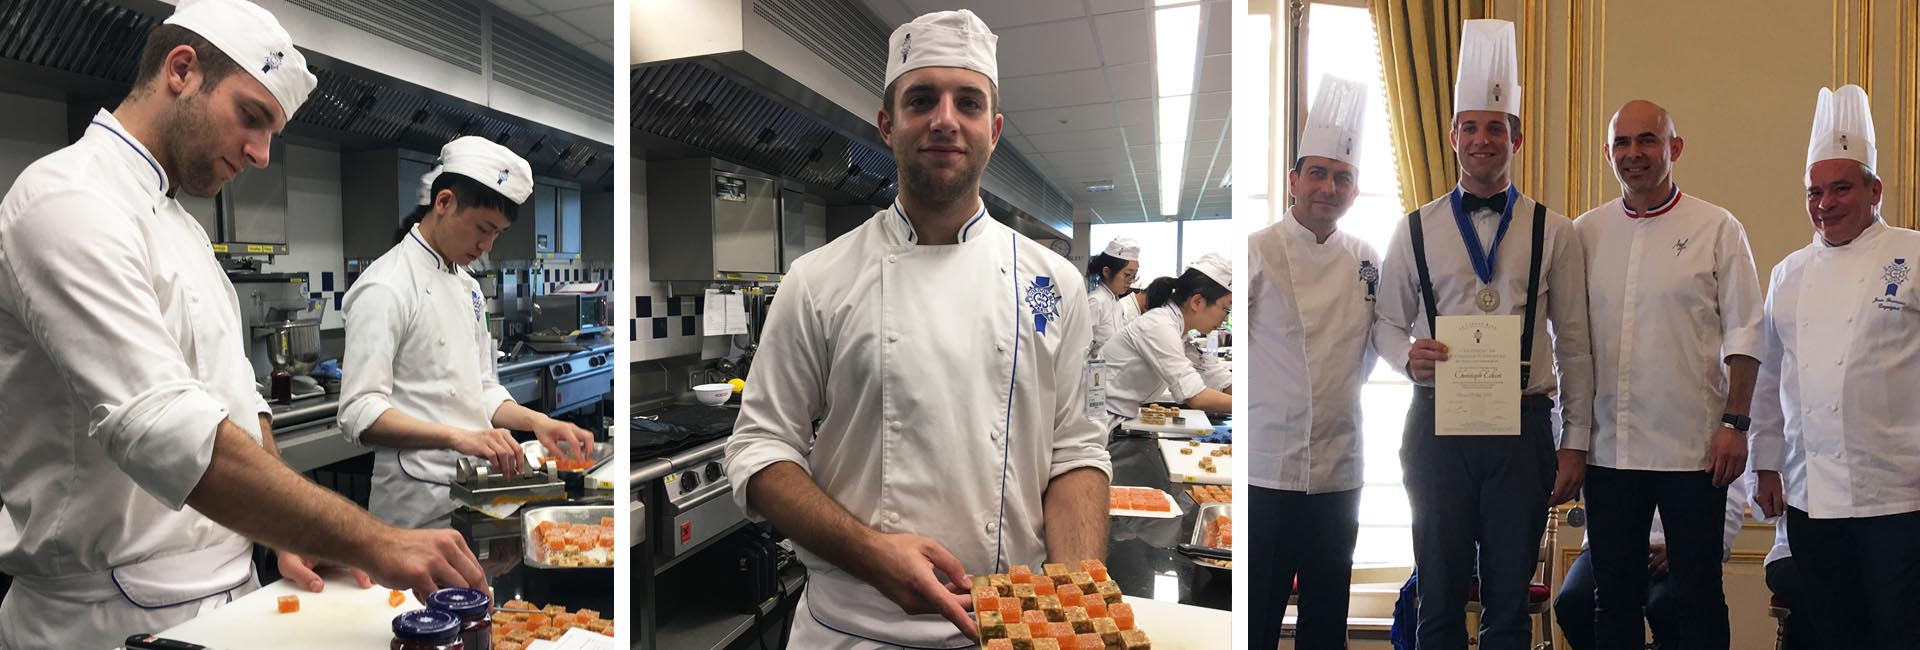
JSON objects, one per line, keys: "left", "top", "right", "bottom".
{"left": 1372, "top": 19, "right": 1595, "bottom": 650}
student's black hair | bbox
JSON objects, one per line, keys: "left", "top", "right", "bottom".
{"left": 394, "top": 172, "right": 521, "bottom": 244}
{"left": 1086, "top": 252, "right": 1131, "bottom": 284}
{"left": 1145, "top": 268, "right": 1229, "bottom": 310}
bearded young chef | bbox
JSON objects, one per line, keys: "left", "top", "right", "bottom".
{"left": 1247, "top": 74, "right": 1379, "bottom": 650}
{"left": 1748, "top": 84, "right": 1920, "bottom": 649}
{"left": 338, "top": 137, "right": 595, "bottom": 530}
{"left": 0, "top": 1, "right": 486, "bottom": 647}
{"left": 1099, "top": 253, "right": 1234, "bottom": 432}
{"left": 1370, "top": 19, "right": 1593, "bottom": 650}
{"left": 721, "top": 9, "right": 1110, "bottom": 649}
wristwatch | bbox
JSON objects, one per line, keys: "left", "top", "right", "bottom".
{"left": 1722, "top": 413, "right": 1751, "bottom": 433}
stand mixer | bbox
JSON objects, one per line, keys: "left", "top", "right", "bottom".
{"left": 233, "top": 273, "right": 326, "bottom": 403}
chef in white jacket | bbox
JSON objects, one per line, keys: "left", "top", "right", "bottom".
{"left": 722, "top": 10, "right": 1111, "bottom": 649}
{"left": 0, "top": 2, "right": 486, "bottom": 647}
{"left": 339, "top": 136, "right": 594, "bottom": 529}
{"left": 1101, "top": 253, "right": 1233, "bottom": 431}
{"left": 1749, "top": 84, "right": 1920, "bottom": 649}
{"left": 1247, "top": 74, "right": 1378, "bottom": 650}
{"left": 1087, "top": 237, "right": 1140, "bottom": 352}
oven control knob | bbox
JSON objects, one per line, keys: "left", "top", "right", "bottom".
{"left": 680, "top": 470, "right": 701, "bottom": 492}
{"left": 704, "top": 463, "right": 722, "bottom": 483}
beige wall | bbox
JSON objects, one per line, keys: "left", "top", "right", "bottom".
{"left": 1490, "top": 0, "right": 1915, "bottom": 280}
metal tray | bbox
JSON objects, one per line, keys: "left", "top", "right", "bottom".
{"left": 1180, "top": 502, "right": 1233, "bottom": 571}
{"left": 521, "top": 504, "right": 615, "bottom": 569}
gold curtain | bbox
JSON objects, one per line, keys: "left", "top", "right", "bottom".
{"left": 1369, "top": 0, "right": 1490, "bottom": 213}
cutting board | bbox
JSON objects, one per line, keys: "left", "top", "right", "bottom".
{"left": 1120, "top": 409, "right": 1215, "bottom": 436}
{"left": 157, "top": 572, "right": 422, "bottom": 649}
{"left": 1158, "top": 440, "right": 1232, "bottom": 485}
{"left": 1127, "top": 595, "right": 1231, "bottom": 649}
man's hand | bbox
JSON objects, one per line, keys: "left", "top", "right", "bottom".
{"left": 531, "top": 417, "right": 594, "bottom": 462}
{"left": 359, "top": 527, "right": 490, "bottom": 604}
{"left": 1754, "top": 470, "right": 1786, "bottom": 518}
{"left": 1551, "top": 449, "right": 1587, "bottom": 506}
{"left": 1647, "top": 543, "right": 1669, "bottom": 577}
{"left": 1408, "top": 339, "right": 1450, "bottom": 382}
{"left": 449, "top": 428, "right": 523, "bottom": 477}
{"left": 277, "top": 549, "right": 372, "bottom": 593}
{"left": 1707, "top": 425, "right": 1748, "bottom": 488}
{"left": 857, "top": 533, "right": 979, "bottom": 642}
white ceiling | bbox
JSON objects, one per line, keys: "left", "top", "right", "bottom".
{"left": 857, "top": 0, "right": 1233, "bottom": 224}
{"left": 486, "top": 0, "right": 616, "bottom": 64}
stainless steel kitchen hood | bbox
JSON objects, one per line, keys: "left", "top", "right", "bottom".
{"left": 0, "top": 0, "right": 615, "bottom": 188}
{"left": 631, "top": 0, "right": 1075, "bottom": 241}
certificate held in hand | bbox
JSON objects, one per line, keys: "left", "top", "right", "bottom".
{"left": 1433, "top": 315, "right": 1522, "bottom": 436}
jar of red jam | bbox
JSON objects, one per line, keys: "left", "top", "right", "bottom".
{"left": 391, "top": 608, "right": 464, "bottom": 650}
{"left": 426, "top": 587, "right": 492, "bottom": 650}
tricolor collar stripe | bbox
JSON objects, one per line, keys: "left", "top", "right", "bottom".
{"left": 1626, "top": 184, "right": 1682, "bottom": 219}
{"left": 91, "top": 120, "right": 163, "bottom": 193}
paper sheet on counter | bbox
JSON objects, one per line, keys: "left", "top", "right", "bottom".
{"left": 527, "top": 627, "right": 619, "bottom": 650}
{"left": 702, "top": 289, "right": 749, "bottom": 336}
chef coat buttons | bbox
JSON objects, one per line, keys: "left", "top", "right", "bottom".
{"left": 984, "top": 522, "right": 997, "bottom": 535}
{"left": 888, "top": 333, "right": 900, "bottom": 343}
{"left": 1829, "top": 405, "right": 1839, "bottom": 412}
{"left": 887, "top": 255, "right": 898, "bottom": 264}
{"left": 996, "top": 344, "right": 1005, "bottom": 353}
{"left": 888, "top": 512, "right": 901, "bottom": 525}
{"left": 989, "top": 429, "right": 1000, "bottom": 441}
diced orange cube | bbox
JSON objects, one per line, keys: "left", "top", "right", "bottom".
{"left": 389, "top": 590, "right": 406, "bottom": 607}
{"left": 1084, "top": 601, "right": 1107, "bottom": 619}
{"left": 1075, "top": 633, "right": 1103, "bottom": 649}
{"left": 987, "top": 640, "right": 1015, "bottom": 650}
{"left": 276, "top": 594, "right": 299, "bottom": 613}
{"left": 976, "top": 594, "right": 999, "bottom": 612}
{"left": 1032, "top": 580, "right": 1055, "bottom": 596}
{"left": 1109, "top": 603, "right": 1134, "bottom": 630}
{"left": 1022, "top": 610, "right": 1048, "bottom": 626}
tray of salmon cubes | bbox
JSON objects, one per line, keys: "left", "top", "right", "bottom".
{"left": 523, "top": 505, "right": 615, "bottom": 568}
{"left": 975, "top": 560, "right": 1152, "bottom": 650}
{"left": 1108, "top": 486, "right": 1181, "bottom": 519}
{"left": 1186, "top": 485, "right": 1232, "bottom": 505}
{"left": 491, "top": 599, "right": 614, "bottom": 650}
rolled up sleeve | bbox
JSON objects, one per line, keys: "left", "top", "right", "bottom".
{"left": 0, "top": 191, "right": 228, "bottom": 509}
{"left": 337, "top": 282, "right": 406, "bottom": 444}
{"left": 1046, "top": 274, "right": 1111, "bottom": 481}
{"left": 724, "top": 269, "right": 824, "bottom": 521}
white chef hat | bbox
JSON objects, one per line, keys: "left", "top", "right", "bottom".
{"left": 1188, "top": 253, "right": 1232, "bottom": 291}
{"left": 1297, "top": 75, "right": 1369, "bottom": 165}
{"left": 422, "top": 136, "right": 534, "bottom": 205}
{"left": 1454, "top": 19, "right": 1521, "bottom": 117}
{"left": 884, "top": 10, "right": 999, "bottom": 91}
{"left": 1102, "top": 237, "right": 1141, "bottom": 261}
{"left": 163, "top": 0, "right": 316, "bottom": 118}
{"left": 1806, "top": 84, "right": 1877, "bottom": 173}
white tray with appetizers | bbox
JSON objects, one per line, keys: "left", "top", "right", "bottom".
{"left": 1120, "top": 406, "right": 1215, "bottom": 437}
{"left": 1157, "top": 440, "right": 1232, "bottom": 485}
{"left": 972, "top": 559, "right": 1228, "bottom": 649}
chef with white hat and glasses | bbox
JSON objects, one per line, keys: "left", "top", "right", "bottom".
{"left": 1084, "top": 237, "right": 1139, "bottom": 421}
{"left": 339, "top": 136, "right": 595, "bottom": 530}
{"left": 1247, "top": 74, "right": 1379, "bottom": 650}
{"left": 0, "top": 1, "right": 486, "bottom": 647}
{"left": 1749, "top": 83, "right": 1920, "bottom": 649}
{"left": 723, "top": 9, "right": 1111, "bottom": 648}
{"left": 1371, "top": 19, "right": 1594, "bottom": 650}
{"left": 1101, "top": 253, "right": 1234, "bottom": 432}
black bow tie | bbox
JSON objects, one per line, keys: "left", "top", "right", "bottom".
{"left": 1461, "top": 192, "right": 1506, "bottom": 214}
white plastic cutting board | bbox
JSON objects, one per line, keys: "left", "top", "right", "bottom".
{"left": 1126, "top": 595, "right": 1231, "bottom": 649}
{"left": 1158, "top": 440, "right": 1232, "bottom": 485}
{"left": 157, "top": 572, "right": 422, "bottom": 649}
{"left": 1120, "top": 409, "right": 1215, "bottom": 436}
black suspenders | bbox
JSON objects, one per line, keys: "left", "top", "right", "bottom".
{"left": 1409, "top": 199, "right": 1549, "bottom": 386}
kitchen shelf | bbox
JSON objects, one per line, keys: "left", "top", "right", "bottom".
{"left": 654, "top": 605, "right": 756, "bottom": 650}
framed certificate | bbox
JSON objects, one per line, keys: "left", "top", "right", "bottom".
{"left": 1433, "top": 315, "right": 1522, "bottom": 436}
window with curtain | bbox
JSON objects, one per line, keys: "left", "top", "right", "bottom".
{"left": 1303, "top": 2, "right": 1415, "bottom": 567}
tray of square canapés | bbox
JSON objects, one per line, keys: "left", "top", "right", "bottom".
{"left": 973, "top": 559, "right": 1152, "bottom": 650}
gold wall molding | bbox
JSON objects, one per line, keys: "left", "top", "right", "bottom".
{"left": 1899, "top": 0, "right": 1918, "bottom": 228}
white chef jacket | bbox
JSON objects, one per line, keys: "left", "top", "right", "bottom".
{"left": 0, "top": 110, "right": 268, "bottom": 648}
{"left": 1750, "top": 219, "right": 1920, "bottom": 519}
{"left": 1116, "top": 288, "right": 1143, "bottom": 326}
{"left": 1372, "top": 187, "right": 1596, "bottom": 450}
{"left": 1102, "top": 302, "right": 1233, "bottom": 429}
{"left": 1576, "top": 192, "right": 1764, "bottom": 470}
{"left": 1088, "top": 282, "right": 1124, "bottom": 354}
{"left": 339, "top": 225, "right": 514, "bottom": 528}
{"left": 1248, "top": 216, "right": 1380, "bottom": 493}
{"left": 723, "top": 203, "right": 1111, "bottom": 649}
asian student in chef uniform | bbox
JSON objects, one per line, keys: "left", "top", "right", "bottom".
{"left": 1247, "top": 74, "right": 1380, "bottom": 650}
{"left": 1084, "top": 237, "right": 1139, "bottom": 420}
{"left": 1573, "top": 99, "right": 1763, "bottom": 650}
{"left": 338, "top": 136, "right": 595, "bottom": 530}
{"left": 1371, "top": 19, "right": 1594, "bottom": 650}
{"left": 1099, "top": 253, "right": 1233, "bottom": 432}
{"left": 721, "top": 9, "right": 1111, "bottom": 649}
{"left": 1748, "top": 84, "right": 1920, "bottom": 650}
{"left": 0, "top": 1, "right": 487, "bottom": 647}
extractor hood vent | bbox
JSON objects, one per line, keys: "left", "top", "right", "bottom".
{"left": 490, "top": 15, "right": 615, "bottom": 122}
{"left": 283, "top": 0, "right": 483, "bottom": 75}
{"left": 752, "top": 0, "right": 887, "bottom": 96}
